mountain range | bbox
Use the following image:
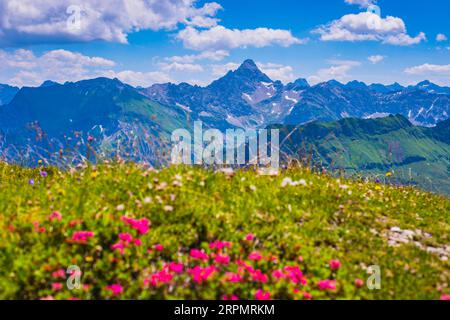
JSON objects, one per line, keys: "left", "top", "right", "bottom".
{"left": 274, "top": 115, "right": 450, "bottom": 195}
{"left": 0, "top": 59, "right": 448, "bottom": 194}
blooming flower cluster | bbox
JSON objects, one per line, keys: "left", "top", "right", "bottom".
{"left": 71, "top": 231, "right": 94, "bottom": 243}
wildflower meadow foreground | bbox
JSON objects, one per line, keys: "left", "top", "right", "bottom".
{"left": 0, "top": 162, "right": 449, "bottom": 300}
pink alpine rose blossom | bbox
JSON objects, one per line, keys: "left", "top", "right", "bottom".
{"left": 52, "top": 283, "right": 63, "bottom": 291}
{"left": 318, "top": 280, "right": 337, "bottom": 291}
{"left": 355, "top": 278, "right": 364, "bottom": 288}
{"left": 49, "top": 211, "right": 62, "bottom": 221}
{"left": 167, "top": 262, "right": 184, "bottom": 273}
{"left": 329, "top": 259, "right": 342, "bottom": 270}
{"left": 248, "top": 251, "right": 263, "bottom": 261}
{"left": 190, "top": 249, "right": 209, "bottom": 261}
{"left": 245, "top": 233, "right": 255, "bottom": 241}
{"left": 107, "top": 284, "right": 123, "bottom": 296}
{"left": 215, "top": 253, "right": 230, "bottom": 265}
{"left": 72, "top": 231, "right": 94, "bottom": 242}
{"left": 255, "top": 289, "right": 270, "bottom": 300}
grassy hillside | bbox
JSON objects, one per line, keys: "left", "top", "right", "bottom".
{"left": 0, "top": 162, "right": 448, "bottom": 300}
{"left": 275, "top": 115, "right": 450, "bottom": 195}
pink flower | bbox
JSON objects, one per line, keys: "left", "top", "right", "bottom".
{"left": 237, "top": 260, "right": 255, "bottom": 273}
{"left": 329, "top": 259, "right": 342, "bottom": 270}
{"left": 190, "top": 249, "right": 209, "bottom": 261}
{"left": 49, "top": 211, "right": 62, "bottom": 221}
{"left": 209, "top": 240, "right": 232, "bottom": 250}
{"left": 224, "top": 272, "right": 242, "bottom": 283}
{"left": 167, "top": 262, "right": 184, "bottom": 273}
{"left": 52, "top": 283, "right": 63, "bottom": 291}
{"left": 354, "top": 278, "right": 364, "bottom": 288}
{"left": 111, "top": 242, "right": 126, "bottom": 254}
{"left": 255, "top": 289, "right": 270, "bottom": 300}
{"left": 145, "top": 269, "right": 173, "bottom": 287}
{"left": 32, "top": 221, "right": 46, "bottom": 233}
{"left": 272, "top": 269, "right": 285, "bottom": 280}
{"left": 119, "top": 233, "right": 133, "bottom": 242}
{"left": 222, "top": 295, "right": 239, "bottom": 300}
{"left": 248, "top": 251, "right": 263, "bottom": 261}
{"left": 188, "top": 266, "right": 216, "bottom": 284}
{"left": 303, "top": 292, "right": 312, "bottom": 300}
{"left": 215, "top": 253, "right": 230, "bottom": 265}
{"left": 245, "top": 233, "right": 255, "bottom": 241}
{"left": 441, "top": 294, "right": 450, "bottom": 301}
{"left": 251, "top": 269, "right": 268, "bottom": 283}
{"left": 154, "top": 244, "right": 164, "bottom": 252}
{"left": 317, "top": 280, "right": 337, "bottom": 291}
{"left": 284, "top": 266, "right": 307, "bottom": 285}
{"left": 133, "top": 239, "right": 142, "bottom": 246}
{"left": 121, "top": 216, "right": 150, "bottom": 235}
{"left": 52, "top": 269, "right": 65, "bottom": 279}
{"left": 107, "top": 284, "right": 123, "bottom": 296}
{"left": 72, "top": 231, "right": 94, "bottom": 243}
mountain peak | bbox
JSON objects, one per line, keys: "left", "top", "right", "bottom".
{"left": 40, "top": 80, "right": 60, "bottom": 88}
{"left": 231, "top": 59, "right": 272, "bottom": 82}
{"left": 208, "top": 59, "right": 272, "bottom": 91}
{"left": 416, "top": 80, "right": 433, "bottom": 87}
{"left": 239, "top": 59, "right": 258, "bottom": 71}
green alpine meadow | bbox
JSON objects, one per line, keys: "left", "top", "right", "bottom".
{"left": 0, "top": 162, "right": 448, "bottom": 300}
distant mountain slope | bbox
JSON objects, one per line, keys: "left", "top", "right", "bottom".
{"left": 0, "top": 84, "right": 19, "bottom": 106}
{"left": 274, "top": 115, "right": 450, "bottom": 195}
{"left": 0, "top": 78, "right": 188, "bottom": 164}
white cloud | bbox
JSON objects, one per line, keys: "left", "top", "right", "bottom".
{"left": 313, "top": 12, "right": 426, "bottom": 46}
{"left": 111, "top": 70, "right": 173, "bottom": 87}
{"left": 160, "top": 62, "right": 204, "bottom": 72}
{"left": 404, "top": 63, "right": 450, "bottom": 75}
{"left": 0, "top": 49, "right": 118, "bottom": 86}
{"left": 0, "top": 0, "right": 222, "bottom": 45}
{"left": 436, "top": 33, "right": 448, "bottom": 42}
{"left": 211, "top": 62, "right": 241, "bottom": 77}
{"left": 165, "top": 50, "right": 229, "bottom": 63}
{"left": 0, "top": 49, "right": 172, "bottom": 87}
{"left": 308, "top": 60, "right": 361, "bottom": 85}
{"left": 344, "top": 0, "right": 376, "bottom": 8}
{"left": 368, "top": 55, "right": 385, "bottom": 64}
{"left": 177, "top": 26, "right": 305, "bottom": 51}
{"left": 257, "top": 63, "right": 296, "bottom": 83}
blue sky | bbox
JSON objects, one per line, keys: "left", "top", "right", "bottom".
{"left": 0, "top": 0, "right": 449, "bottom": 87}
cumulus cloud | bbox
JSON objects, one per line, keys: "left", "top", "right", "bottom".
{"left": 436, "top": 33, "right": 448, "bottom": 42}
{"left": 211, "top": 62, "right": 241, "bottom": 77}
{"left": 344, "top": 0, "right": 376, "bottom": 8}
{"left": 368, "top": 55, "right": 385, "bottom": 64}
{"left": 0, "top": 49, "right": 173, "bottom": 87}
{"left": 256, "top": 63, "right": 296, "bottom": 83}
{"left": 308, "top": 60, "right": 361, "bottom": 85}
{"left": 404, "top": 63, "right": 450, "bottom": 75}
{"left": 110, "top": 70, "right": 173, "bottom": 87}
{"left": 160, "top": 62, "right": 204, "bottom": 72}
{"left": 0, "top": 49, "right": 117, "bottom": 86}
{"left": 0, "top": 0, "right": 222, "bottom": 45}
{"left": 176, "top": 26, "right": 305, "bottom": 51}
{"left": 313, "top": 12, "right": 426, "bottom": 46}
{"left": 165, "top": 50, "right": 229, "bottom": 63}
